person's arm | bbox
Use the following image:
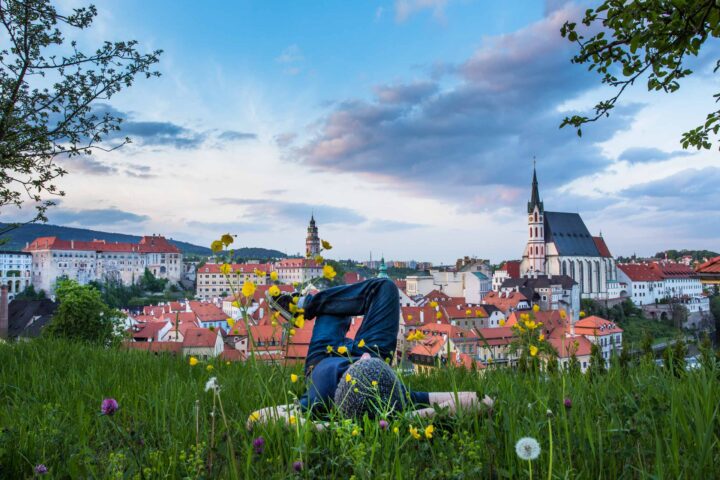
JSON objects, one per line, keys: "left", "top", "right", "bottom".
{"left": 246, "top": 404, "right": 330, "bottom": 431}
{"left": 408, "top": 392, "right": 494, "bottom": 419}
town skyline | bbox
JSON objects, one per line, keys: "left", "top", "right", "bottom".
{"left": 1, "top": 1, "right": 718, "bottom": 264}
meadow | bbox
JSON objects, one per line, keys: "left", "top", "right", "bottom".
{"left": 0, "top": 339, "right": 718, "bottom": 479}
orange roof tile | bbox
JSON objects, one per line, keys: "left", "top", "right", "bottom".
{"left": 696, "top": 255, "right": 720, "bottom": 274}
{"left": 574, "top": 315, "right": 623, "bottom": 335}
{"left": 182, "top": 328, "right": 219, "bottom": 348}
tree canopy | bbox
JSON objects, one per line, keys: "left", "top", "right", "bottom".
{"left": 561, "top": 0, "right": 720, "bottom": 149}
{"left": 0, "top": 0, "right": 161, "bottom": 234}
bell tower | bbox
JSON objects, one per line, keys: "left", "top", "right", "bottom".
{"left": 526, "top": 162, "right": 545, "bottom": 273}
{"left": 305, "top": 214, "right": 320, "bottom": 257}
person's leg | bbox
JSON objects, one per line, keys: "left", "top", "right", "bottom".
{"left": 304, "top": 278, "right": 399, "bottom": 361}
{"left": 304, "top": 313, "right": 352, "bottom": 375}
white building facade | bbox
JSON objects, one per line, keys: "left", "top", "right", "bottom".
{"left": 0, "top": 251, "right": 33, "bottom": 299}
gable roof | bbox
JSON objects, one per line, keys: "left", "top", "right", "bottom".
{"left": 7, "top": 299, "right": 57, "bottom": 338}
{"left": 544, "top": 212, "right": 600, "bottom": 257}
{"left": 198, "top": 263, "right": 273, "bottom": 275}
{"left": 574, "top": 315, "right": 623, "bottom": 335}
{"left": 182, "top": 328, "right": 219, "bottom": 348}
{"left": 547, "top": 336, "right": 593, "bottom": 358}
{"left": 696, "top": 255, "right": 720, "bottom": 274}
{"left": 592, "top": 236, "right": 613, "bottom": 257}
{"left": 482, "top": 290, "right": 528, "bottom": 312}
{"left": 618, "top": 264, "right": 663, "bottom": 282}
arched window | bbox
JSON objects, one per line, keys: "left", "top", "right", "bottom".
{"left": 534, "top": 227, "right": 538, "bottom": 237}
{"left": 562, "top": 260, "right": 567, "bottom": 276}
{"left": 587, "top": 260, "right": 593, "bottom": 293}
{"left": 529, "top": 227, "right": 532, "bottom": 237}
{"left": 579, "top": 262, "right": 584, "bottom": 291}
{"left": 534, "top": 212, "right": 538, "bottom": 222}
{"left": 540, "top": 245, "right": 543, "bottom": 255}
{"left": 596, "top": 261, "right": 601, "bottom": 293}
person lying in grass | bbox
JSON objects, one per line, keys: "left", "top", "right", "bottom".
{"left": 249, "top": 278, "right": 494, "bottom": 430}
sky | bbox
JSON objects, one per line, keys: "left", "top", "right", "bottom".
{"left": 5, "top": 0, "right": 719, "bottom": 264}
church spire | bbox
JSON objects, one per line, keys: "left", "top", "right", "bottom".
{"left": 527, "top": 161, "right": 543, "bottom": 214}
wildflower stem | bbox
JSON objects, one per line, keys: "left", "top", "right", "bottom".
{"left": 216, "top": 392, "right": 240, "bottom": 480}
{"left": 547, "top": 417, "right": 553, "bottom": 480}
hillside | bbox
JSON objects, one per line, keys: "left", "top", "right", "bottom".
{"left": 0, "top": 223, "right": 286, "bottom": 258}
{"left": 0, "top": 339, "right": 717, "bottom": 478}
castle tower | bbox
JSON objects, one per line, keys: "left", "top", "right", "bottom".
{"left": 526, "top": 165, "right": 546, "bottom": 273}
{"left": 305, "top": 214, "right": 320, "bottom": 257}
{"left": 377, "top": 256, "right": 389, "bottom": 278}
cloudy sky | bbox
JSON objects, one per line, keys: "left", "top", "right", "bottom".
{"left": 8, "top": 0, "right": 719, "bottom": 263}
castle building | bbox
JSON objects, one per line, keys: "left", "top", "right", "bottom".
{"left": 305, "top": 214, "right": 320, "bottom": 257}
{"left": 24, "top": 235, "right": 182, "bottom": 294}
{"left": 519, "top": 167, "right": 618, "bottom": 300}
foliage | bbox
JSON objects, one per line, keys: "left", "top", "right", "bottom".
{"left": 1, "top": 338, "right": 719, "bottom": 478}
{"left": 139, "top": 268, "right": 168, "bottom": 293}
{"left": 586, "top": 341, "right": 606, "bottom": 380}
{"left": 12, "top": 283, "right": 45, "bottom": 300}
{"left": 44, "top": 280, "right": 124, "bottom": 346}
{"left": 560, "top": 1, "right": 720, "bottom": 150}
{"left": 582, "top": 298, "right": 681, "bottom": 345}
{"left": 508, "top": 309, "right": 555, "bottom": 372}
{"left": 0, "top": 0, "right": 161, "bottom": 233}
{"left": 652, "top": 249, "right": 720, "bottom": 262}
{"left": 671, "top": 303, "right": 689, "bottom": 329}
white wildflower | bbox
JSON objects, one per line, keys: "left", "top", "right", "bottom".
{"left": 515, "top": 437, "right": 541, "bottom": 461}
{"left": 205, "top": 377, "right": 220, "bottom": 393}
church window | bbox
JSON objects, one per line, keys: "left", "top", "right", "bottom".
{"left": 535, "top": 246, "right": 538, "bottom": 255}
{"left": 529, "top": 227, "right": 532, "bottom": 237}
{"left": 534, "top": 212, "right": 538, "bottom": 222}
{"left": 579, "top": 262, "right": 584, "bottom": 289}
{"left": 596, "top": 261, "right": 601, "bottom": 293}
{"left": 587, "top": 260, "right": 593, "bottom": 293}
{"left": 534, "top": 227, "right": 538, "bottom": 237}
{"left": 562, "top": 261, "right": 567, "bottom": 276}
{"left": 540, "top": 245, "right": 543, "bottom": 255}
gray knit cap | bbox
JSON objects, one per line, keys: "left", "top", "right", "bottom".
{"left": 333, "top": 358, "right": 406, "bottom": 419}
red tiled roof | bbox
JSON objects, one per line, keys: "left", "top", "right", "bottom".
{"left": 220, "top": 349, "right": 246, "bottom": 362}
{"left": 482, "top": 290, "right": 528, "bottom": 312}
{"left": 130, "top": 321, "right": 167, "bottom": 341}
{"left": 475, "top": 327, "right": 515, "bottom": 346}
{"left": 137, "top": 235, "right": 181, "bottom": 254}
{"left": 344, "top": 272, "right": 366, "bottom": 284}
{"left": 276, "top": 258, "right": 321, "bottom": 268}
{"left": 451, "top": 352, "right": 484, "bottom": 369}
{"left": 574, "top": 316, "right": 623, "bottom": 335}
{"left": 401, "top": 305, "right": 440, "bottom": 326}
{"left": 650, "top": 261, "right": 697, "bottom": 278}
{"left": 285, "top": 344, "right": 310, "bottom": 359}
{"left": 394, "top": 279, "right": 407, "bottom": 291}
{"left": 592, "top": 237, "right": 613, "bottom": 258}
{"left": 188, "top": 301, "right": 227, "bottom": 322}
{"left": 547, "top": 336, "right": 593, "bottom": 358}
{"left": 409, "top": 336, "right": 446, "bottom": 357}
{"left": 423, "top": 290, "right": 452, "bottom": 302}
{"left": 183, "top": 328, "right": 219, "bottom": 348}
{"left": 618, "top": 264, "right": 663, "bottom": 282}
{"left": 249, "top": 325, "right": 283, "bottom": 343}
{"left": 198, "top": 263, "right": 273, "bottom": 275}
{"left": 502, "top": 260, "right": 521, "bottom": 279}
{"left": 696, "top": 256, "right": 720, "bottom": 274}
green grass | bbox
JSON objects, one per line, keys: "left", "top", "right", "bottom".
{"left": 1, "top": 339, "right": 718, "bottom": 479}
{"left": 618, "top": 315, "right": 682, "bottom": 347}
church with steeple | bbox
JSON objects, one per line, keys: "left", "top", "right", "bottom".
{"left": 306, "top": 214, "right": 320, "bottom": 257}
{"left": 519, "top": 167, "right": 618, "bottom": 300}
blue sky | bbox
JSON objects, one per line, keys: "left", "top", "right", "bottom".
{"left": 7, "top": 0, "right": 718, "bottom": 263}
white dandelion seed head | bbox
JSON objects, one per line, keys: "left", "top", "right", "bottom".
{"left": 515, "top": 437, "right": 541, "bottom": 461}
{"left": 205, "top": 377, "right": 220, "bottom": 393}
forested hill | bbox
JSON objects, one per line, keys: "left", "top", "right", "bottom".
{"left": 0, "top": 223, "right": 286, "bottom": 258}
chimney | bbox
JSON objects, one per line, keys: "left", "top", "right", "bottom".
{"left": 70, "top": 240, "right": 74, "bottom": 249}
{"left": 0, "top": 285, "right": 8, "bottom": 339}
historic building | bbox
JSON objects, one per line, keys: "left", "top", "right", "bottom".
{"left": 519, "top": 167, "right": 618, "bottom": 300}
{"left": 305, "top": 214, "right": 320, "bottom": 257}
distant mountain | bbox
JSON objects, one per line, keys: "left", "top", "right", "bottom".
{"left": 0, "top": 223, "right": 287, "bottom": 259}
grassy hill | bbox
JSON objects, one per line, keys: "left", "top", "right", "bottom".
{"left": 0, "top": 338, "right": 717, "bottom": 478}
{"left": 0, "top": 223, "right": 286, "bottom": 258}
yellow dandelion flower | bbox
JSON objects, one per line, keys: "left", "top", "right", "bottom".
{"left": 407, "top": 332, "right": 416, "bottom": 342}
{"left": 337, "top": 346, "right": 348, "bottom": 355}
{"left": 242, "top": 280, "right": 256, "bottom": 298}
{"left": 499, "top": 319, "right": 506, "bottom": 326}
{"left": 232, "top": 300, "right": 240, "bottom": 308}
{"left": 430, "top": 301, "right": 438, "bottom": 308}
{"left": 345, "top": 373, "right": 352, "bottom": 383}
{"left": 221, "top": 233, "right": 234, "bottom": 246}
{"left": 227, "top": 318, "right": 235, "bottom": 327}
{"left": 226, "top": 361, "right": 231, "bottom": 366}
{"left": 289, "top": 415, "right": 296, "bottom": 425}
{"left": 323, "top": 264, "right": 337, "bottom": 280}
{"left": 579, "top": 310, "right": 586, "bottom": 318}
{"left": 314, "top": 255, "right": 324, "bottom": 264}
{"left": 321, "top": 240, "right": 332, "bottom": 250}
{"left": 407, "top": 314, "right": 413, "bottom": 321}
{"left": 436, "top": 311, "right": 443, "bottom": 319}
{"left": 560, "top": 310, "right": 567, "bottom": 319}
{"left": 270, "top": 271, "right": 278, "bottom": 281}
{"left": 465, "top": 309, "right": 472, "bottom": 315}
{"left": 393, "top": 426, "right": 399, "bottom": 434}
{"left": 220, "top": 263, "right": 232, "bottom": 275}
{"left": 539, "top": 333, "right": 545, "bottom": 341}
{"left": 409, "top": 426, "right": 421, "bottom": 440}
{"left": 520, "top": 313, "right": 530, "bottom": 321}
{"left": 189, "top": 356, "right": 198, "bottom": 366}
{"left": 289, "top": 303, "right": 298, "bottom": 314}
{"left": 372, "top": 380, "right": 378, "bottom": 387}
{"left": 532, "top": 304, "right": 540, "bottom": 313}
{"left": 291, "top": 374, "right": 298, "bottom": 383}
{"left": 268, "top": 285, "right": 281, "bottom": 297}
{"left": 358, "top": 339, "right": 366, "bottom": 348}
{"left": 248, "top": 411, "right": 260, "bottom": 422}
{"left": 414, "top": 331, "right": 425, "bottom": 341}
{"left": 352, "top": 428, "right": 359, "bottom": 436}
{"left": 271, "top": 320, "right": 278, "bottom": 327}
{"left": 529, "top": 345, "right": 538, "bottom": 357}
{"left": 210, "top": 240, "right": 223, "bottom": 253}
{"left": 488, "top": 357, "right": 494, "bottom": 363}
{"left": 289, "top": 328, "right": 296, "bottom": 336}
{"left": 292, "top": 296, "right": 299, "bottom": 304}
{"left": 424, "top": 425, "right": 434, "bottom": 439}
{"left": 326, "top": 345, "right": 334, "bottom": 353}
{"left": 294, "top": 315, "right": 305, "bottom": 329}
{"left": 206, "top": 365, "right": 214, "bottom": 371}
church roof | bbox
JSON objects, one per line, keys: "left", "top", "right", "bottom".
{"left": 592, "top": 236, "right": 613, "bottom": 257}
{"left": 544, "top": 212, "right": 600, "bottom": 257}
